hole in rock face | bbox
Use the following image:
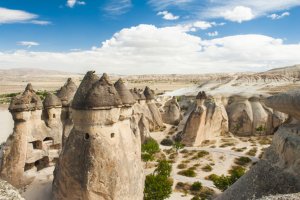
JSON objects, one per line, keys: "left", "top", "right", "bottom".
{"left": 53, "top": 114, "right": 56, "bottom": 118}
{"left": 84, "top": 133, "right": 90, "bottom": 141}
{"left": 111, "top": 133, "right": 115, "bottom": 138}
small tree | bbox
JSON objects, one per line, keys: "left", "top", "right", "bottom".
{"left": 144, "top": 160, "right": 173, "bottom": 200}
{"left": 173, "top": 141, "right": 184, "bottom": 153}
{"left": 144, "top": 174, "right": 172, "bottom": 200}
{"left": 142, "top": 138, "right": 160, "bottom": 155}
{"left": 154, "top": 160, "right": 172, "bottom": 177}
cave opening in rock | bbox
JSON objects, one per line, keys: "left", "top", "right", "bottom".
{"left": 84, "top": 133, "right": 90, "bottom": 140}
{"left": 35, "top": 157, "right": 50, "bottom": 171}
{"left": 30, "top": 140, "right": 43, "bottom": 150}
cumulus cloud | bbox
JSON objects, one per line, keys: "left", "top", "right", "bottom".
{"left": 268, "top": 12, "right": 290, "bottom": 20}
{"left": 207, "top": 31, "right": 218, "bottom": 37}
{"left": 17, "top": 41, "right": 40, "bottom": 48}
{"left": 157, "top": 11, "right": 179, "bottom": 20}
{"left": 220, "top": 6, "right": 254, "bottom": 23}
{"left": 1, "top": 24, "right": 300, "bottom": 74}
{"left": 0, "top": 7, "right": 50, "bottom": 25}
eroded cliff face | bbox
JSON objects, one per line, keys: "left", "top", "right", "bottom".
{"left": 181, "top": 92, "right": 228, "bottom": 146}
{"left": 226, "top": 95, "right": 288, "bottom": 136}
{"left": 216, "top": 90, "right": 300, "bottom": 200}
{"left": 52, "top": 72, "right": 144, "bottom": 200}
{"left": 0, "top": 85, "right": 63, "bottom": 187}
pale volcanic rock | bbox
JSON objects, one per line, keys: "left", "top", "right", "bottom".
{"left": 226, "top": 95, "right": 287, "bottom": 136}
{"left": 161, "top": 97, "right": 182, "bottom": 125}
{"left": 56, "top": 78, "right": 77, "bottom": 107}
{"left": 217, "top": 89, "right": 300, "bottom": 200}
{"left": 181, "top": 92, "right": 229, "bottom": 146}
{"left": 52, "top": 72, "right": 144, "bottom": 200}
{"left": 56, "top": 78, "right": 77, "bottom": 145}
{"left": 265, "top": 90, "right": 300, "bottom": 121}
{"left": 0, "top": 179, "right": 24, "bottom": 200}
{"left": 0, "top": 84, "right": 62, "bottom": 188}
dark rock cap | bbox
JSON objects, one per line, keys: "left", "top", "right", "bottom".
{"left": 43, "top": 93, "right": 62, "bottom": 109}
{"left": 196, "top": 91, "right": 207, "bottom": 100}
{"left": 143, "top": 86, "right": 155, "bottom": 100}
{"left": 9, "top": 83, "right": 43, "bottom": 112}
{"left": 114, "top": 78, "right": 136, "bottom": 105}
{"left": 56, "top": 78, "right": 77, "bottom": 107}
{"left": 72, "top": 71, "right": 99, "bottom": 109}
{"left": 72, "top": 71, "right": 123, "bottom": 109}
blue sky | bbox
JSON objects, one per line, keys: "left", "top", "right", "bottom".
{"left": 0, "top": 0, "right": 300, "bottom": 74}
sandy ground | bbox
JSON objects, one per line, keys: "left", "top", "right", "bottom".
{"left": 149, "top": 127, "right": 270, "bottom": 199}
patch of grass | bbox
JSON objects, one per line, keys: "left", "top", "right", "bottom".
{"left": 160, "top": 138, "right": 174, "bottom": 146}
{"left": 178, "top": 169, "right": 197, "bottom": 177}
{"left": 190, "top": 182, "right": 202, "bottom": 191}
{"left": 202, "top": 164, "right": 213, "bottom": 172}
{"left": 235, "top": 156, "right": 252, "bottom": 166}
{"left": 196, "top": 150, "right": 209, "bottom": 158}
{"left": 258, "top": 137, "right": 272, "bottom": 145}
{"left": 220, "top": 142, "right": 235, "bottom": 148}
{"left": 246, "top": 147, "right": 258, "bottom": 156}
{"left": 177, "top": 163, "right": 187, "bottom": 169}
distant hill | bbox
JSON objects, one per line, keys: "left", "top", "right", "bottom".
{"left": 0, "top": 68, "right": 76, "bottom": 77}
{"left": 265, "top": 64, "right": 300, "bottom": 78}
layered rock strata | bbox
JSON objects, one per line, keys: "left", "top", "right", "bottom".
{"left": 52, "top": 72, "right": 144, "bottom": 200}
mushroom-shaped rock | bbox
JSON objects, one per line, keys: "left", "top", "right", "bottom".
{"left": 56, "top": 78, "right": 77, "bottom": 107}
{"left": 84, "top": 73, "right": 123, "bottom": 109}
{"left": 43, "top": 93, "right": 62, "bottom": 109}
{"left": 72, "top": 71, "right": 99, "bottom": 109}
{"left": 114, "top": 78, "right": 136, "bottom": 105}
{"left": 265, "top": 90, "right": 300, "bottom": 120}
{"left": 9, "top": 83, "right": 42, "bottom": 112}
{"left": 144, "top": 86, "right": 155, "bottom": 100}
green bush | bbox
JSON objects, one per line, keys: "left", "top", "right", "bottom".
{"left": 142, "top": 138, "right": 160, "bottom": 155}
{"left": 178, "top": 169, "right": 197, "bottom": 177}
{"left": 235, "top": 156, "right": 251, "bottom": 166}
{"left": 144, "top": 174, "right": 172, "bottom": 200}
{"left": 191, "top": 182, "right": 202, "bottom": 191}
{"left": 144, "top": 159, "right": 172, "bottom": 200}
{"left": 211, "top": 166, "right": 246, "bottom": 191}
{"left": 141, "top": 153, "right": 154, "bottom": 162}
{"left": 154, "top": 160, "right": 172, "bottom": 177}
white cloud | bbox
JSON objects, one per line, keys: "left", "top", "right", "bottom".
{"left": 17, "top": 41, "right": 40, "bottom": 48}
{"left": 268, "top": 12, "right": 290, "bottom": 20}
{"left": 0, "top": 7, "right": 50, "bottom": 25}
{"left": 31, "top": 20, "right": 51, "bottom": 25}
{"left": 104, "top": 0, "right": 132, "bottom": 15}
{"left": 207, "top": 31, "right": 218, "bottom": 37}
{"left": 220, "top": 6, "right": 254, "bottom": 23}
{"left": 0, "top": 7, "right": 36, "bottom": 24}
{"left": 1, "top": 24, "right": 300, "bottom": 74}
{"left": 66, "top": 0, "right": 85, "bottom": 8}
{"left": 157, "top": 11, "right": 179, "bottom": 20}
{"left": 67, "top": 0, "right": 76, "bottom": 8}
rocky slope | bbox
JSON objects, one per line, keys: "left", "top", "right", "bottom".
{"left": 216, "top": 89, "right": 300, "bottom": 200}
